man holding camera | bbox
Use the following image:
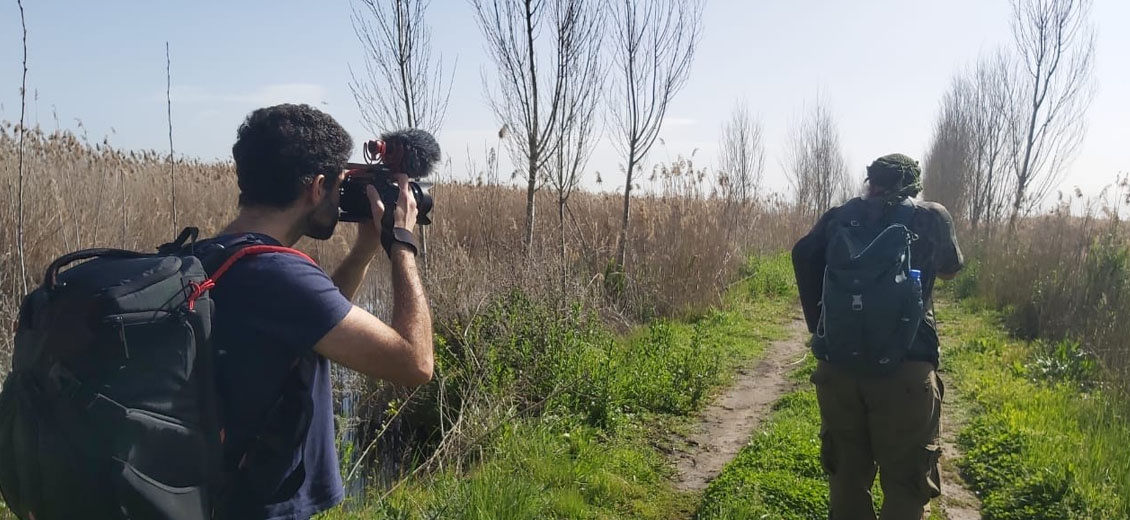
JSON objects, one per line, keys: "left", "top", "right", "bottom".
{"left": 792, "top": 154, "right": 963, "bottom": 520}
{"left": 206, "top": 103, "right": 433, "bottom": 519}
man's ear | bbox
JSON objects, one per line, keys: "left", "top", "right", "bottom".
{"left": 307, "top": 174, "right": 327, "bottom": 205}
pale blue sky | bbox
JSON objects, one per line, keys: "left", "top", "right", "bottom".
{"left": 2, "top": 0, "right": 1127, "bottom": 200}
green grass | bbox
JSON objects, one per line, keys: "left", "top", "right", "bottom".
{"left": 318, "top": 252, "right": 799, "bottom": 518}
{"left": 322, "top": 421, "right": 694, "bottom": 520}
{"left": 940, "top": 299, "right": 1130, "bottom": 519}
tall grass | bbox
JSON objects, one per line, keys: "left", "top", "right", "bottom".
{"left": 956, "top": 177, "right": 1130, "bottom": 397}
{"left": 0, "top": 124, "right": 804, "bottom": 368}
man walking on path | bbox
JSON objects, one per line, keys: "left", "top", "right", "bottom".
{"left": 792, "top": 154, "right": 963, "bottom": 520}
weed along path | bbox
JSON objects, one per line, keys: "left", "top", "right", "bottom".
{"left": 673, "top": 316, "right": 811, "bottom": 491}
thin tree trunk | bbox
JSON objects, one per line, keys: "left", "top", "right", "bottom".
{"left": 615, "top": 157, "right": 636, "bottom": 269}
{"left": 16, "top": 0, "right": 29, "bottom": 297}
{"left": 396, "top": 1, "right": 416, "bottom": 129}
{"left": 1011, "top": 99, "right": 1041, "bottom": 229}
{"left": 558, "top": 193, "right": 567, "bottom": 296}
{"left": 524, "top": 160, "right": 537, "bottom": 251}
{"left": 121, "top": 168, "right": 128, "bottom": 248}
{"left": 415, "top": 225, "right": 427, "bottom": 274}
{"left": 166, "top": 42, "right": 177, "bottom": 233}
{"left": 522, "top": 0, "right": 540, "bottom": 253}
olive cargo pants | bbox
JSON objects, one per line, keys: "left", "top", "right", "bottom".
{"left": 810, "top": 360, "right": 943, "bottom": 520}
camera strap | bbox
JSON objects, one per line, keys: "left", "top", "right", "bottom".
{"left": 381, "top": 226, "right": 419, "bottom": 257}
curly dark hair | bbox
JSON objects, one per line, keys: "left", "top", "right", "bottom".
{"left": 232, "top": 104, "right": 353, "bottom": 208}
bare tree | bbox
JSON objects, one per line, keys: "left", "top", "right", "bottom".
{"left": 607, "top": 0, "right": 703, "bottom": 270}
{"left": 16, "top": 0, "right": 29, "bottom": 296}
{"left": 923, "top": 74, "right": 974, "bottom": 218}
{"left": 351, "top": 0, "right": 453, "bottom": 270}
{"left": 966, "top": 52, "right": 1018, "bottom": 231}
{"left": 717, "top": 100, "right": 765, "bottom": 208}
{"left": 543, "top": 0, "right": 604, "bottom": 292}
{"left": 472, "top": 0, "right": 593, "bottom": 251}
{"left": 350, "top": 0, "right": 453, "bottom": 135}
{"left": 785, "top": 98, "right": 851, "bottom": 221}
{"left": 1007, "top": 0, "right": 1095, "bottom": 224}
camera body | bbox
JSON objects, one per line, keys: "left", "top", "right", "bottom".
{"left": 338, "top": 128, "right": 440, "bottom": 225}
{"left": 339, "top": 166, "right": 433, "bottom": 224}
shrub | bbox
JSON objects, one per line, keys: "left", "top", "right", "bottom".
{"left": 1028, "top": 339, "right": 1099, "bottom": 390}
{"left": 738, "top": 252, "right": 795, "bottom": 299}
{"left": 950, "top": 258, "right": 980, "bottom": 300}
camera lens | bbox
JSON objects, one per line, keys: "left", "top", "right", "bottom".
{"left": 411, "top": 182, "right": 433, "bottom": 225}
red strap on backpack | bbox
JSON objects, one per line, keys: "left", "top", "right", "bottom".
{"left": 185, "top": 245, "right": 317, "bottom": 311}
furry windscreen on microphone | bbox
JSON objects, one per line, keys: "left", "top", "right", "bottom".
{"left": 380, "top": 129, "right": 441, "bottom": 178}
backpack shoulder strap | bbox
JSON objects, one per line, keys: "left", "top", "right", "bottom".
{"left": 189, "top": 237, "right": 320, "bottom": 504}
{"left": 888, "top": 198, "right": 916, "bottom": 228}
{"left": 831, "top": 198, "right": 870, "bottom": 228}
{"left": 185, "top": 237, "right": 317, "bottom": 311}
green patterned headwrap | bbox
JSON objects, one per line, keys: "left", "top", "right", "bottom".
{"left": 866, "top": 153, "right": 922, "bottom": 201}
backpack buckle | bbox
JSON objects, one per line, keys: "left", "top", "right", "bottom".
{"left": 851, "top": 295, "right": 864, "bottom": 311}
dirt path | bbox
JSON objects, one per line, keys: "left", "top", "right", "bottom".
{"left": 934, "top": 392, "right": 982, "bottom": 520}
{"left": 672, "top": 316, "right": 811, "bottom": 491}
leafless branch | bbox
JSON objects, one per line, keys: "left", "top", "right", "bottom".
{"left": 784, "top": 97, "right": 851, "bottom": 221}
{"left": 717, "top": 100, "right": 765, "bottom": 208}
{"left": 471, "top": 0, "right": 601, "bottom": 251}
{"left": 349, "top": 0, "right": 454, "bottom": 135}
{"left": 924, "top": 73, "right": 974, "bottom": 219}
{"left": 16, "top": 0, "right": 29, "bottom": 297}
{"left": 607, "top": 0, "right": 704, "bottom": 270}
{"left": 543, "top": 0, "right": 605, "bottom": 293}
{"left": 1007, "top": 0, "right": 1095, "bottom": 224}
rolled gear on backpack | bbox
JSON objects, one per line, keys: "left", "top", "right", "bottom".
{"left": 0, "top": 228, "right": 314, "bottom": 520}
{"left": 813, "top": 198, "right": 924, "bottom": 376}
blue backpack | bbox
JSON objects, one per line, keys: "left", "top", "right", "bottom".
{"left": 813, "top": 198, "right": 923, "bottom": 375}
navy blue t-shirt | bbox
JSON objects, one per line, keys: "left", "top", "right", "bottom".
{"left": 205, "top": 233, "right": 352, "bottom": 520}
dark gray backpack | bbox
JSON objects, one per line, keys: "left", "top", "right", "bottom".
{"left": 0, "top": 228, "right": 313, "bottom": 520}
{"left": 813, "top": 198, "right": 923, "bottom": 375}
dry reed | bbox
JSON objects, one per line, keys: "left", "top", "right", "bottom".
{"left": 0, "top": 124, "right": 804, "bottom": 378}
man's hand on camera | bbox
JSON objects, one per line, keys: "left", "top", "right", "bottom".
{"left": 366, "top": 174, "right": 418, "bottom": 233}
{"left": 352, "top": 199, "right": 383, "bottom": 259}
{"left": 366, "top": 174, "right": 419, "bottom": 257}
